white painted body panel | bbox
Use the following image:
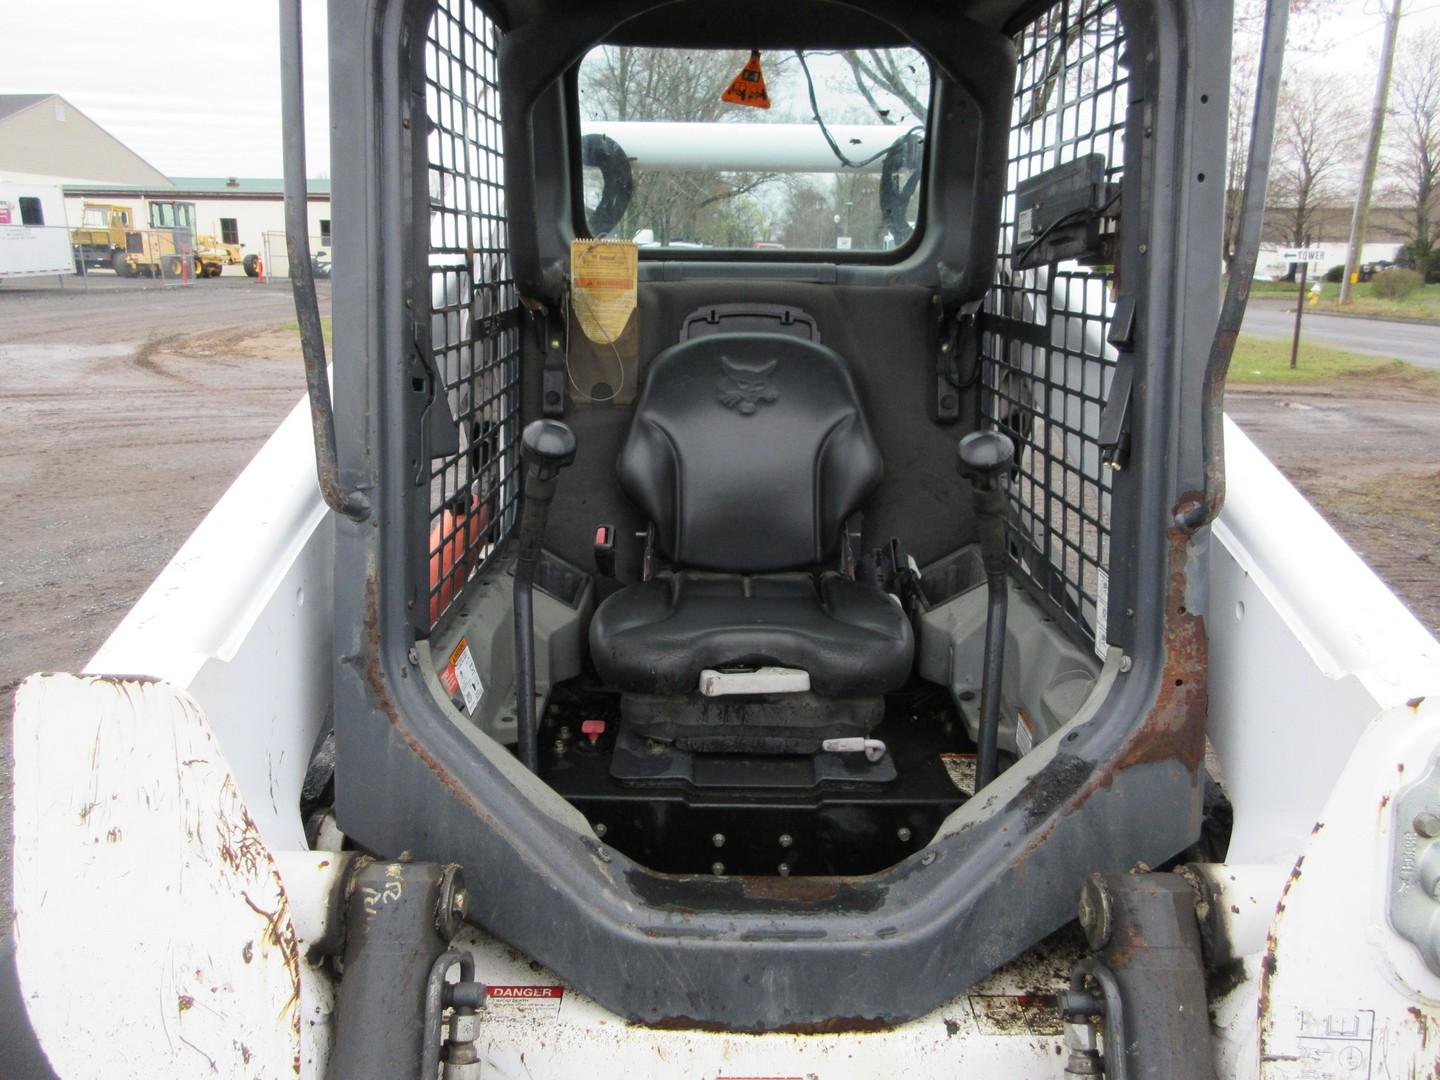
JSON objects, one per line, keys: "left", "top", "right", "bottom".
{"left": 11, "top": 408, "right": 1440, "bottom": 1076}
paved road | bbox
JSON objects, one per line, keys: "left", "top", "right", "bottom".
{"left": 1242, "top": 298, "right": 1439, "bottom": 368}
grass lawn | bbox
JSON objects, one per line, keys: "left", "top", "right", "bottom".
{"left": 284, "top": 317, "right": 334, "bottom": 343}
{"left": 1227, "top": 335, "right": 1440, "bottom": 390}
{"left": 1243, "top": 278, "right": 1440, "bottom": 322}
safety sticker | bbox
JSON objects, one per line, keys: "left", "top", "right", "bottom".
{"left": 1015, "top": 710, "right": 1035, "bottom": 756}
{"left": 442, "top": 637, "right": 484, "bottom": 715}
{"left": 485, "top": 985, "right": 564, "bottom": 1019}
{"left": 1093, "top": 568, "right": 1110, "bottom": 661}
{"left": 722, "top": 51, "right": 771, "bottom": 109}
{"left": 940, "top": 752, "right": 977, "bottom": 797}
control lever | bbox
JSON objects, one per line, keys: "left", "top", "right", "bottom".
{"left": 958, "top": 430, "right": 1015, "bottom": 790}
{"left": 514, "top": 420, "right": 576, "bottom": 772}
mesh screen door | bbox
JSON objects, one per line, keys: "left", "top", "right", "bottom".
{"left": 423, "top": 0, "right": 522, "bottom": 628}
{"left": 982, "top": 0, "right": 1127, "bottom": 649}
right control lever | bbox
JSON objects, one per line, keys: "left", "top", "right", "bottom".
{"left": 958, "top": 430, "right": 1015, "bottom": 790}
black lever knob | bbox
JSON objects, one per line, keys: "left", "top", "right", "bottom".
{"left": 958, "top": 430, "right": 1013, "bottom": 577}
{"left": 522, "top": 419, "right": 577, "bottom": 480}
{"left": 957, "top": 430, "right": 1014, "bottom": 490}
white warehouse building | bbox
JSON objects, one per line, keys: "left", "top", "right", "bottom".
{"left": 0, "top": 93, "right": 330, "bottom": 276}
{"left": 62, "top": 176, "right": 332, "bottom": 272}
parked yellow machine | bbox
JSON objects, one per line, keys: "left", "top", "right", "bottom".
{"left": 70, "top": 202, "right": 134, "bottom": 273}
{"left": 70, "top": 199, "right": 243, "bottom": 278}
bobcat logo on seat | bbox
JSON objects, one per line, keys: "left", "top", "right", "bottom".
{"left": 716, "top": 357, "right": 779, "bottom": 415}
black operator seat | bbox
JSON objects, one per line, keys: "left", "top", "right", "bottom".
{"left": 588, "top": 333, "right": 914, "bottom": 713}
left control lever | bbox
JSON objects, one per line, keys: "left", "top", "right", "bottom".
{"left": 514, "top": 420, "right": 576, "bottom": 771}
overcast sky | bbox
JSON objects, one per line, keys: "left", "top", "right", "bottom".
{"left": 0, "top": 1, "right": 332, "bottom": 178}
{"left": 1, "top": 0, "right": 1437, "bottom": 180}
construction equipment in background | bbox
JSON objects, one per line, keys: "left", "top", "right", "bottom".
{"left": 71, "top": 199, "right": 244, "bottom": 279}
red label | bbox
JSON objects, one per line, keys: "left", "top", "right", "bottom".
{"left": 488, "top": 985, "right": 564, "bottom": 1000}
{"left": 440, "top": 665, "right": 459, "bottom": 695}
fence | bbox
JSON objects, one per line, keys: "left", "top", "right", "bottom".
{"left": 259, "top": 232, "right": 330, "bottom": 282}
{"left": 0, "top": 224, "right": 265, "bottom": 289}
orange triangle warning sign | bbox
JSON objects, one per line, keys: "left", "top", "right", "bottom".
{"left": 722, "top": 51, "right": 770, "bottom": 109}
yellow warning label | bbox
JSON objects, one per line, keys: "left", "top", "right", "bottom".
{"left": 722, "top": 51, "right": 770, "bottom": 109}
{"left": 570, "top": 239, "right": 637, "bottom": 343}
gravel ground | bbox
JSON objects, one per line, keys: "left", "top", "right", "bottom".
{"left": 1226, "top": 386, "right": 1440, "bottom": 636}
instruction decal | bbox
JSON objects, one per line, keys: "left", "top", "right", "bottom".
{"left": 485, "top": 984, "right": 564, "bottom": 1019}
{"left": 442, "top": 637, "right": 484, "bottom": 715}
{"left": 570, "top": 239, "right": 637, "bottom": 344}
{"left": 1093, "top": 568, "right": 1110, "bottom": 661}
{"left": 722, "top": 51, "right": 771, "bottom": 109}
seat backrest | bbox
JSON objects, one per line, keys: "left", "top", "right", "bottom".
{"left": 617, "top": 333, "right": 882, "bottom": 573}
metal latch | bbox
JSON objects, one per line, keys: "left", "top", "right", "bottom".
{"left": 821, "top": 737, "right": 888, "bottom": 763}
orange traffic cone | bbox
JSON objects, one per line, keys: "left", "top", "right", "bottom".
{"left": 257, "top": 255, "right": 266, "bottom": 284}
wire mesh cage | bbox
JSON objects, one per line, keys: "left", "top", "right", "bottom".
{"left": 981, "top": 0, "right": 1126, "bottom": 649}
{"left": 423, "top": 0, "right": 523, "bottom": 628}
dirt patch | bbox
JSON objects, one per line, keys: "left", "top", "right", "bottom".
{"left": 1227, "top": 386, "right": 1440, "bottom": 635}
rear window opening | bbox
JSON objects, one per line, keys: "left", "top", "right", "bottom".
{"left": 576, "top": 46, "right": 931, "bottom": 253}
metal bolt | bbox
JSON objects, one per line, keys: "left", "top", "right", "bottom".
{"left": 778, "top": 833, "right": 793, "bottom": 849}
{"left": 778, "top": 863, "right": 791, "bottom": 876}
{"left": 407, "top": 646, "right": 420, "bottom": 666}
{"left": 920, "top": 851, "right": 937, "bottom": 866}
{"left": 550, "top": 339, "right": 561, "bottom": 349}
{"left": 897, "top": 827, "right": 913, "bottom": 843}
{"left": 552, "top": 739, "right": 566, "bottom": 755}
{"left": 711, "top": 862, "right": 725, "bottom": 876}
{"left": 558, "top": 726, "right": 571, "bottom": 740}
{"left": 712, "top": 833, "right": 726, "bottom": 848}
{"left": 1415, "top": 812, "right": 1440, "bottom": 838}
{"left": 450, "top": 887, "right": 469, "bottom": 920}
{"left": 1138, "top": 244, "right": 1148, "bottom": 254}
{"left": 593, "top": 822, "right": 607, "bottom": 838}
{"left": 1118, "top": 654, "right": 1133, "bottom": 672}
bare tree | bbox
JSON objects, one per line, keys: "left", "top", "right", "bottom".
{"left": 1265, "top": 79, "right": 1361, "bottom": 277}
{"left": 1224, "top": 44, "right": 1258, "bottom": 276}
{"left": 1382, "top": 24, "right": 1440, "bottom": 263}
{"left": 580, "top": 47, "right": 781, "bottom": 245}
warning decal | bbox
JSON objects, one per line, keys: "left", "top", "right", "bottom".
{"left": 1093, "top": 568, "right": 1110, "bottom": 661}
{"left": 722, "top": 51, "right": 771, "bottom": 109}
{"left": 486, "top": 984, "right": 565, "bottom": 1019}
{"left": 443, "top": 637, "right": 484, "bottom": 715}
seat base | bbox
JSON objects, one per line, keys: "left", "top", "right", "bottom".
{"left": 589, "top": 571, "right": 916, "bottom": 699}
{"left": 609, "top": 724, "right": 897, "bottom": 787}
{"left": 620, "top": 691, "right": 881, "bottom": 755}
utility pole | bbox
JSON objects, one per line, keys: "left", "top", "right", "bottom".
{"left": 1340, "top": 0, "right": 1404, "bottom": 304}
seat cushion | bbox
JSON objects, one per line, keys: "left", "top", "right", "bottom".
{"left": 589, "top": 571, "right": 914, "bottom": 697}
{"left": 616, "top": 333, "right": 883, "bottom": 573}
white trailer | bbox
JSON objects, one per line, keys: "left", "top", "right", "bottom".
{"left": 0, "top": 181, "right": 73, "bottom": 279}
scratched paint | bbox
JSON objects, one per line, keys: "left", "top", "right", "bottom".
{"left": 12, "top": 674, "right": 303, "bottom": 1078}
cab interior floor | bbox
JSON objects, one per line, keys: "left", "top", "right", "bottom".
{"left": 538, "top": 677, "right": 989, "bottom": 876}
